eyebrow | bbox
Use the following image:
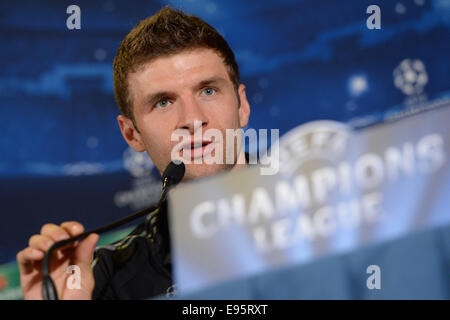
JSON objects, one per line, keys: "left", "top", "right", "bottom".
{"left": 142, "top": 76, "right": 229, "bottom": 107}
{"left": 196, "top": 76, "right": 228, "bottom": 89}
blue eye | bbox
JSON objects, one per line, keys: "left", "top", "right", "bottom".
{"left": 202, "top": 87, "right": 216, "bottom": 96}
{"left": 155, "top": 99, "right": 171, "bottom": 109}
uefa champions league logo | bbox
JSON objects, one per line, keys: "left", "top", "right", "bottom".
{"left": 393, "top": 58, "right": 428, "bottom": 96}
{"left": 115, "top": 148, "right": 161, "bottom": 210}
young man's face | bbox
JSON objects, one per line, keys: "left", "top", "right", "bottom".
{"left": 118, "top": 48, "right": 251, "bottom": 182}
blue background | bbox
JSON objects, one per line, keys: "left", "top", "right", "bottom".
{"left": 1, "top": 0, "right": 449, "bottom": 264}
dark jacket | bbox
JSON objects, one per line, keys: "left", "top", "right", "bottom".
{"left": 92, "top": 199, "right": 175, "bottom": 299}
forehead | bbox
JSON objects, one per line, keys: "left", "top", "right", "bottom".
{"left": 129, "top": 48, "right": 231, "bottom": 94}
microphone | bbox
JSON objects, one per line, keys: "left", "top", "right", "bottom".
{"left": 42, "top": 160, "right": 185, "bottom": 300}
{"left": 162, "top": 160, "right": 186, "bottom": 187}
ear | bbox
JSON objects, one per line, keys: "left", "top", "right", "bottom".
{"left": 117, "top": 115, "right": 146, "bottom": 152}
{"left": 237, "top": 83, "right": 251, "bottom": 128}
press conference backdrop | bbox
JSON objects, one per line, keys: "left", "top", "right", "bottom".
{"left": 0, "top": 0, "right": 449, "bottom": 299}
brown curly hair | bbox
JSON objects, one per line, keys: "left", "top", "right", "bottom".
{"left": 113, "top": 6, "right": 240, "bottom": 125}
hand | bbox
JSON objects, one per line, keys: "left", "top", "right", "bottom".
{"left": 16, "top": 221, "right": 99, "bottom": 300}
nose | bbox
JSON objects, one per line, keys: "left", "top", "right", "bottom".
{"left": 176, "top": 95, "right": 208, "bottom": 135}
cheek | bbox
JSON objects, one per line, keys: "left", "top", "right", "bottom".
{"left": 139, "top": 124, "right": 171, "bottom": 162}
{"left": 139, "top": 113, "right": 173, "bottom": 144}
{"left": 210, "top": 99, "right": 241, "bottom": 128}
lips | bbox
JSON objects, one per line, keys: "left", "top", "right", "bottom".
{"left": 181, "top": 140, "right": 215, "bottom": 159}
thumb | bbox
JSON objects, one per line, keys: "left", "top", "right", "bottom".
{"left": 73, "top": 233, "right": 99, "bottom": 267}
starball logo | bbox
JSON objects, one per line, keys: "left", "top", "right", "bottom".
{"left": 113, "top": 147, "right": 162, "bottom": 210}
{"left": 393, "top": 59, "right": 428, "bottom": 96}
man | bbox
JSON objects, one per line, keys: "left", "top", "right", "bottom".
{"left": 16, "top": 7, "right": 251, "bottom": 299}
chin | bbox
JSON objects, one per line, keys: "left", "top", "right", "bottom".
{"left": 182, "top": 163, "right": 234, "bottom": 182}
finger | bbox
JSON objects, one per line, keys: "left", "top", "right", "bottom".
{"left": 40, "top": 223, "right": 71, "bottom": 242}
{"left": 60, "top": 221, "right": 85, "bottom": 238}
{"left": 59, "top": 222, "right": 86, "bottom": 253}
{"left": 17, "top": 247, "right": 44, "bottom": 274}
{"left": 29, "top": 234, "right": 54, "bottom": 252}
{"left": 74, "top": 233, "right": 99, "bottom": 266}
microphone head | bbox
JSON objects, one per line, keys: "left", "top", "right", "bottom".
{"left": 162, "top": 160, "right": 185, "bottom": 187}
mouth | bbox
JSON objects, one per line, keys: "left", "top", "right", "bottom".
{"left": 181, "top": 140, "right": 215, "bottom": 160}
